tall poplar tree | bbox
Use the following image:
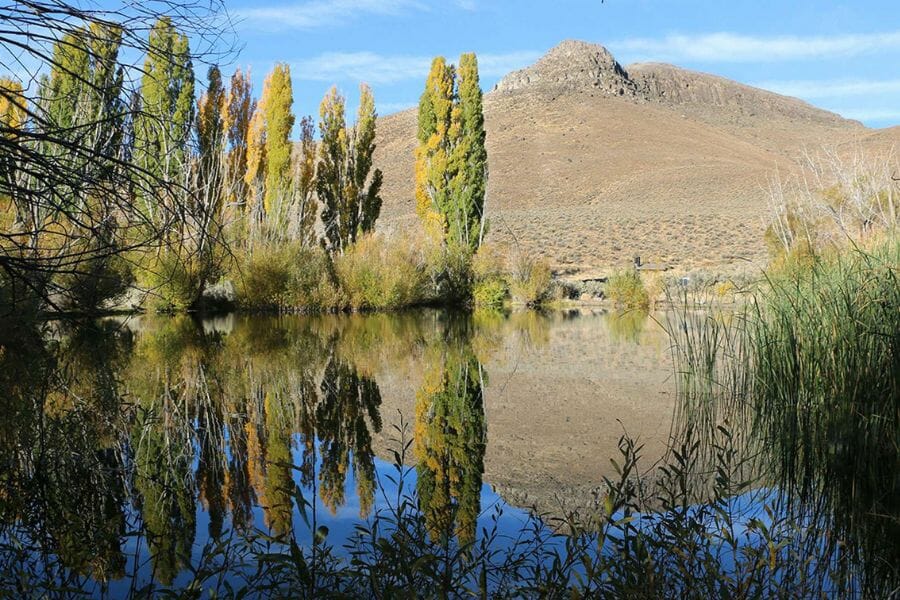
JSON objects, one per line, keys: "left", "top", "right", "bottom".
{"left": 0, "top": 78, "right": 26, "bottom": 205}
{"left": 43, "top": 24, "right": 126, "bottom": 194}
{"left": 223, "top": 68, "right": 254, "bottom": 210}
{"left": 415, "top": 57, "right": 456, "bottom": 238}
{"left": 196, "top": 65, "right": 226, "bottom": 200}
{"left": 415, "top": 54, "right": 488, "bottom": 252}
{"left": 262, "top": 63, "right": 294, "bottom": 216}
{"left": 134, "top": 17, "right": 194, "bottom": 188}
{"left": 291, "top": 116, "right": 318, "bottom": 246}
{"left": 244, "top": 93, "right": 266, "bottom": 219}
{"left": 317, "top": 85, "right": 383, "bottom": 254}
{"left": 450, "top": 53, "right": 488, "bottom": 251}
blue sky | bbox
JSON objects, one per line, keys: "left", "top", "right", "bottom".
{"left": 218, "top": 0, "right": 900, "bottom": 128}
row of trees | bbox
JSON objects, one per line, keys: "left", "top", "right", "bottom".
{"left": 1, "top": 3, "right": 489, "bottom": 315}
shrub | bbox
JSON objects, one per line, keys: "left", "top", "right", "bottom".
{"left": 426, "top": 241, "right": 474, "bottom": 305}
{"left": 471, "top": 244, "right": 508, "bottom": 308}
{"left": 138, "top": 250, "right": 209, "bottom": 312}
{"left": 509, "top": 253, "right": 553, "bottom": 306}
{"left": 472, "top": 278, "right": 507, "bottom": 309}
{"left": 58, "top": 253, "right": 134, "bottom": 313}
{"left": 606, "top": 270, "right": 649, "bottom": 309}
{"left": 336, "top": 234, "right": 430, "bottom": 310}
{"left": 232, "top": 244, "right": 297, "bottom": 310}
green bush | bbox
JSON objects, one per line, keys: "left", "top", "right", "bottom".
{"left": 336, "top": 234, "right": 430, "bottom": 310}
{"left": 606, "top": 270, "right": 649, "bottom": 309}
{"left": 138, "top": 250, "right": 207, "bottom": 312}
{"left": 472, "top": 278, "right": 507, "bottom": 309}
{"left": 232, "top": 243, "right": 339, "bottom": 311}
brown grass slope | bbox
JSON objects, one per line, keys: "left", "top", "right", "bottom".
{"left": 374, "top": 40, "right": 885, "bottom": 273}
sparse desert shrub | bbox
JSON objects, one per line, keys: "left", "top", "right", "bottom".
{"left": 509, "top": 253, "right": 553, "bottom": 306}
{"left": 336, "top": 233, "right": 430, "bottom": 310}
{"left": 606, "top": 270, "right": 650, "bottom": 309}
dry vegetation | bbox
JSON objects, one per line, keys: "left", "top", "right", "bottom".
{"left": 374, "top": 41, "right": 899, "bottom": 276}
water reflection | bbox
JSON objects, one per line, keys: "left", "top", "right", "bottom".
{"left": 0, "top": 314, "right": 470, "bottom": 585}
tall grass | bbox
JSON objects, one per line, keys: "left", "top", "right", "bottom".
{"left": 664, "top": 235, "right": 900, "bottom": 598}
{"left": 749, "top": 237, "right": 900, "bottom": 597}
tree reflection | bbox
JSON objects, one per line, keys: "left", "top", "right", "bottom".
{"left": 0, "top": 310, "right": 489, "bottom": 586}
{"left": 414, "top": 318, "right": 487, "bottom": 547}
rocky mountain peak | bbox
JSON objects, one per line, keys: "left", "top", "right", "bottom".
{"left": 493, "top": 39, "right": 638, "bottom": 97}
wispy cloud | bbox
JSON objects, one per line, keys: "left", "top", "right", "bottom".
{"left": 614, "top": 31, "right": 900, "bottom": 63}
{"left": 753, "top": 78, "right": 900, "bottom": 99}
{"left": 293, "top": 50, "right": 540, "bottom": 84}
{"left": 233, "top": 0, "right": 425, "bottom": 30}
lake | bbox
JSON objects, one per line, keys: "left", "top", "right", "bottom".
{"left": 0, "top": 308, "right": 894, "bottom": 597}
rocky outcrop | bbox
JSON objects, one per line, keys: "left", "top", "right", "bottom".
{"left": 493, "top": 39, "right": 639, "bottom": 98}
{"left": 628, "top": 62, "right": 860, "bottom": 127}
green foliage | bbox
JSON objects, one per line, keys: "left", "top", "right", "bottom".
{"left": 448, "top": 53, "right": 488, "bottom": 251}
{"left": 416, "top": 54, "right": 488, "bottom": 252}
{"left": 471, "top": 243, "right": 508, "bottom": 308}
{"left": 472, "top": 279, "right": 507, "bottom": 309}
{"left": 58, "top": 251, "right": 134, "bottom": 313}
{"left": 317, "top": 86, "right": 383, "bottom": 254}
{"left": 335, "top": 234, "right": 430, "bottom": 310}
{"left": 232, "top": 242, "right": 334, "bottom": 311}
{"left": 134, "top": 17, "right": 194, "bottom": 187}
{"left": 751, "top": 237, "right": 900, "bottom": 593}
{"left": 138, "top": 249, "right": 217, "bottom": 312}
{"left": 606, "top": 269, "right": 650, "bottom": 309}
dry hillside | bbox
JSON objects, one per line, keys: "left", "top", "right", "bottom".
{"left": 374, "top": 40, "right": 896, "bottom": 274}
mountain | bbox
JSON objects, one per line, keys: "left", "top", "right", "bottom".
{"left": 373, "top": 40, "right": 894, "bottom": 274}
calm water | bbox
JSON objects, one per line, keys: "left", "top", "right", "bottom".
{"left": 3, "top": 308, "right": 895, "bottom": 596}
{"left": 0, "top": 309, "right": 675, "bottom": 594}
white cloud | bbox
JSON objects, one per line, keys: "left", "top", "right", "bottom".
{"left": 455, "top": 0, "right": 478, "bottom": 10}
{"left": 753, "top": 78, "right": 900, "bottom": 99}
{"left": 233, "top": 0, "right": 425, "bottom": 30}
{"left": 293, "top": 50, "right": 540, "bottom": 84}
{"left": 614, "top": 31, "right": 900, "bottom": 63}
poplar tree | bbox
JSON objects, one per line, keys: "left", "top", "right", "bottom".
{"left": 196, "top": 65, "right": 226, "bottom": 199}
{"left": 223, "top": 68, "right": 254, "bottom": 209}
{"left": 291, "top": 116, "right": 318, "bottom": 246}
{"left": 262, "top": 63, "right": 294, "bottom": 216}
{"left": 317, "top": 85, "right": 383, "bottom": 254}
{"left": 450, "top": 53, "right": 488, "bottom": 251}
{"left": 134, "top": 17, "right": 194, "bottom": 188}
{"left": 244, "top": 93, "right": 266, "bottom": 218}
{"left": 43, "top": 24, "right": 126, "bottom": 192}
{"left": 415, "top": 57, "right": 455, "bottom": 238}
{"left": 0, "top": 78, "right": 26, "bottom": 206}
{"left": 415, "top": 54, "right": 488, "bottom": 252}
